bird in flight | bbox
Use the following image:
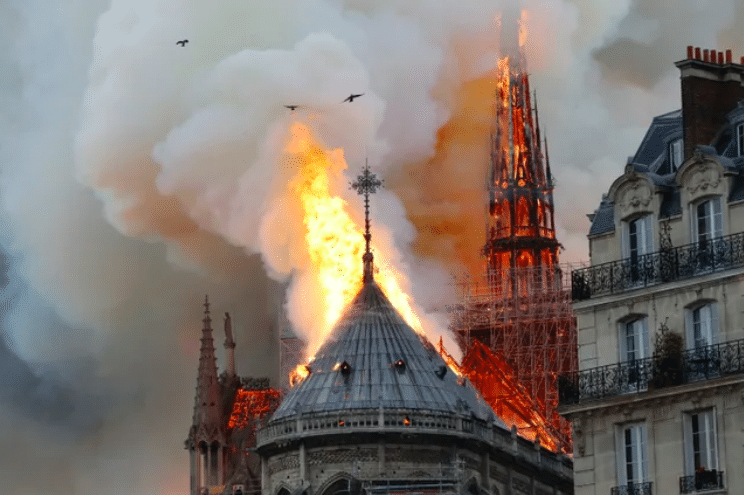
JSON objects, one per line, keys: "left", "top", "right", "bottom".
{"left": 176, "top": 40, "right": 188, "bottom": 47}
{"left": 284, "top": 105, "right": 300, "bottom": 111}
{"left": 343, "top": 93, "right": 364, "bottom": 103}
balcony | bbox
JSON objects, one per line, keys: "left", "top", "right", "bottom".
{"left": 559, "top": 339, "right": 744, "bottom": 405}
{"left": 610, "top": 482, "right": 653, "bottom": 495}
{"left": 680, "top": 470, "right": 724, "bottom": 493}
{"left": 571, "top": 232, "right": 744, "bottom": 301}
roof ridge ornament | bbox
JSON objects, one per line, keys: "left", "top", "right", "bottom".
{"left": 351, "top": 160, "right": 383, "bottom": 283}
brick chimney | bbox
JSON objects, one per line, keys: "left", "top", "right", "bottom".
{"left": 676, "top": 46, "right": 744, "bottom": 160}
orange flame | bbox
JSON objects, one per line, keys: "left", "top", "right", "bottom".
{"left": 285, "top": 123, "right": 423, "bottom": 356}
{"left": 289, "top": 364, "right": 311, "bottom": 387}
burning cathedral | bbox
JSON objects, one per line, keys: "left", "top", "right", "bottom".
{"left": 186, "top": 165, "right": 573, "bottom": 495}
{"left": 185, "top": 30, "right": 576, "bottom": 495}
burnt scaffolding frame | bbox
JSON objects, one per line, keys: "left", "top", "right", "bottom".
{"left": 448, "top": 263, "right": 580, "bottom": 453}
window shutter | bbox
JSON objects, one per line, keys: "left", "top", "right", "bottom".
{"left": 685, "top": 309, "right": 694, "bottom": 350}
{"left": 712, "top": 199, "right": 723, "bottom": 238}
{"left": 616, "top": 426, "right": 625, "bottom": 484}
{"left": 622, "top": 221, "right": 630, "bottom": 259}
{"left": 707, "top": 410, "right": 719, "bottom": 470}
{"left": 643, "top": 215, "right": 654, "bottom": 255}
{"left": 683, "top": 414, "right": 694, "bottom": 474}
{"left": 641, "top": 318, "right": 649, "bottom": 359}
{"left": 639, "top": 424, "right": 648, "bottom": 482}
{"left": 710, "top": 303, "right": 719, "bottom": 345}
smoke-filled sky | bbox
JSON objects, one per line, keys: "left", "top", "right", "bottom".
{"left": 1, "top": 0, "right": 742, "bottom": 493}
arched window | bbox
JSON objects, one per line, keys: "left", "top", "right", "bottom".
{"left": 499, "top": 199, "right": 511, "bottom": 235}
{"left": 517, "top": 197, "right": 530, "bottom": 228}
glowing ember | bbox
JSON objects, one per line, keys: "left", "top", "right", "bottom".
{"left": 289, "top": 364, "right": 311, "bottom": 386}
{"left": 285, "top": 123, "right": 423, "bottom": 356}
{"left": 227, "top": 388, "right": 282, "bottom": 430}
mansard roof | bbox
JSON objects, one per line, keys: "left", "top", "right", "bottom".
{"left": 270, "top": 279, "right": 501, "bottom": 426}
{"left": 588, "top": 109, "right": 744, "bottom": 237}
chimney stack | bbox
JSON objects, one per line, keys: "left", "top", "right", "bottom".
{"left": 676, "top": 46, "right": 744, "bottom": 160}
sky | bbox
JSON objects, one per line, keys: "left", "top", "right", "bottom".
{"left": 0, "top": 0, "right": 743, "bottom": 493}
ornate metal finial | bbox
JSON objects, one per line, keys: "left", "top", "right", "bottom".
{"left": 350, "top": 160, "right": 383, "bottom": 282}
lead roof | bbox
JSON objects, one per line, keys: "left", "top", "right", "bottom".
{"left": 271, "top": 279, "right": 503, "bottom": 427}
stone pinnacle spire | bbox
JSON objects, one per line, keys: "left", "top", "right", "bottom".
{"left": 193, "top": 295, "right": 223, "bottom": 438}
{"left": 351, "top": 161, "right": 383, "bottom": 283}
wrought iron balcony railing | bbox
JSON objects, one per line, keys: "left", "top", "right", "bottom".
{"left": 610, "top": 481, "right": 653, "bottom": 495}
{"left": 559, "top": 339, "right": 744, "bottom": 405}
{"left": 571, "top": 232, "right": 744, "bottom": 301}
{"left": 680, "top": 470, "right": 724, "bottom": 493}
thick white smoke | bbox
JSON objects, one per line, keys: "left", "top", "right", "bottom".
{"left": 2, "top": 0, "right": 744, "bottom": 493}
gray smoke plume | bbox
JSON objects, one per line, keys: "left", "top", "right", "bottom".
{"left": 2, "top": 0, "right": 744, "bottom": 493}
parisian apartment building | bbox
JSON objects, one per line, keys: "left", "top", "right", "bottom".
{"left": 560, "top": 46, "right": 744, "bottom": 495}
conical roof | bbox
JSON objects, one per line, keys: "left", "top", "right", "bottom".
{"left": 271, "top": 280, "right": 503, "bottom": 427}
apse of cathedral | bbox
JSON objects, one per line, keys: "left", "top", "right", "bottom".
{"left": 186, "top": 165, "right": 575, "bottom": 495}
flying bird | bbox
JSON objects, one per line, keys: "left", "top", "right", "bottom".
{"left": 343, "top": 93, "right": 364, "bottom": 103}
{"left": 284, "top": 105, "right": 300, "bottom": 111}
{"left": 176, "top": 39, "right": 188, "bottom": 47}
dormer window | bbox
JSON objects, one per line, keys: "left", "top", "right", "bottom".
{"left": 669, "top": 138, "right": 683, "bottom": 172}
{"left": 737, "top": 123, "right": 744, "bottom": 156}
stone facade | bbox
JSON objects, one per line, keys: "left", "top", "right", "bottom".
{"left": 258, "top": 415, "right": 574, "bottom": 495}
{"left": 562, "top": 47, "right": 744, "bottom": 495}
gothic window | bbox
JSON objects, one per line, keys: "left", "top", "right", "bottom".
{"left": 616, "top": 423, "right": 648, "bottom": 487}
{"left": 499, "top": 200, "right": 511, "bottom": 235}
{"left": 517, "top": 197, "right": 530, "bottom": 230}
{"left": 537, "top": 198, "right": 545, "bottom": 230}
{"left": 684, "top": 409, "right": 718, "bottom": 475}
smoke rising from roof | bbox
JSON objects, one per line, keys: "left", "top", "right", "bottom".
{"left": 1, "top": 0, "right": 744, "bottom": 493}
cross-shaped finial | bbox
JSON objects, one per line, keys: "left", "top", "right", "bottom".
{"left": 350, "top": 161, "right": 383, "bottom": 282}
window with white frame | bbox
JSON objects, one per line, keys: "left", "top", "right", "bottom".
{"left": 686, "top": 303, "right": 719, "bottom": 349}
{"left": 617, "top": 423, "right": 648, "bottom": 486}
{"left": 737, "top": 123, "right": 744, "bottom": 157}
{"left": 621, "top": 318, "right": 649, "bottom": 362}
{"left": 626, "top": 215, "right": 654, "bottom": 282}
{"left": 684, "top": 409, "right": 718, "bottom": 475}
{"left": 669, "top": 138, "right": 683, "bottom": 172}
{"left": 694, "top": 198, "right": 723, "bottom": 248}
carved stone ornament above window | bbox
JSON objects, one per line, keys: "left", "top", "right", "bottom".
{"left": 686, "top": 161, "right": 723, "bottom": 198}
{"left": 618, "top": 180, "right": 653, "bottom": 218}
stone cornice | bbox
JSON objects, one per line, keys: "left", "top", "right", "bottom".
{"left": 559, "top": 374, "right": 744, "bottom": 419}
{"left": 572, "top": 267, "right": 744, "bottom": 313}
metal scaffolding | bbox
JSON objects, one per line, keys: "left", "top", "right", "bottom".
{"left": 448, "top": 263, "right": 579, "bottom": 453}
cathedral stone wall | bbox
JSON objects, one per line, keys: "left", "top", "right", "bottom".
{"left": 263, "top": 436, "right": 573, "bottom": 495}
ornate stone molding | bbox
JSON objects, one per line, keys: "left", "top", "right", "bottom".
{"left": 618, "top": 179, "right": 653, "bottom": 219}
{"left": 679, "top": 151, "right": 726, "bottom": 202}
{"left": 686, "top": 162, "right": 722, "bottom": 195}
